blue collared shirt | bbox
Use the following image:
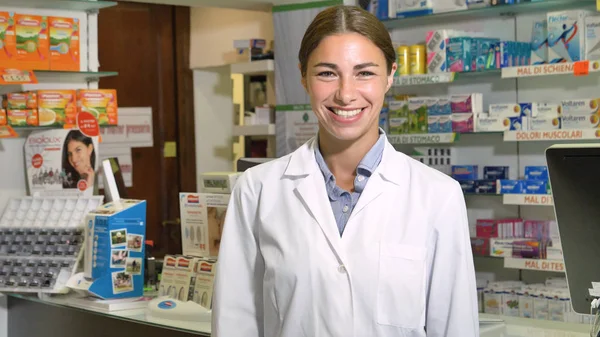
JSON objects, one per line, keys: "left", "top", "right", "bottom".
{"left": 314, "top": 130, "right": 386, "bottom": 236}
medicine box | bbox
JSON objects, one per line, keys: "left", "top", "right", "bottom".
{"left": 531, "top": 20, "right": 548, "bottom": 64}
{"left": 450, "top": 93, "right": 483, "bottom": 113}
{"left": 159, "top": 255, "right": 217, "bottom": 309}
{"left": 475, "top": 180, "right": 497, "bottom": 194}
{"left": 586, "top": 16, "right": 600, "bottom": 60}
{"left": 476, "top": 114, "right": 523, "bottom": 132}
{"left": 396, "top": 0, "right": 434, "bottom": 18}
{"left": 447, "top": 37, "right": 472, "bottom": 72}
{"left": 452, "top": 165, "right": 478, "bottom": 180}
{"left": 474, "top": 38, "right": 500, "bottom": 71}
{"left": 503, "top": 290, "right": 520, "bottom": 317}
{"left": 459, "top": 180, "right": 476, "bottom": 194}
{"left": 523, "top": 180, "right": 549, "bottom": 194}
{"left": 496, "top": 180, "right": 524, "bottom": 194}
{"left": 179, "top": 192, "right": 230, "bottom": 258}
{"left": 438, "top": 115, "right": 452, "bottom": 132}
{"left": 452, "top": 113, "right": 475, "bottom": 132}
{"left": 490, "top": 238, "right": 519, "bottom": 257}
{"left": 436, "top": 98, "right": 452, "bottom": 115}
{"left": 83, "top": 199, "right": 147, "bottom": 299}
{"left": 362, "top": 0, "right": 396, "bottom": 20}
{"left": 547, "top": 10, "right": 590, "bottom": 63}
{"left": 199, "top": 172, "right": 241, "bottom": 194}
{"left": 408, "top": 97, "right": 428, "bottom": 133}
{"left": 388, "top": 100, "right": 407, "bottom": 119}
{"left": 484, "top": 166, "right": 509, "bottom": 180}
{"left": 476, "top": 219, "right": 498, "bottom": 238}
{"left": 471, "top": 237, "right": 490, "bottom": 256}
{"left": 560, "top": 98, "right": 600, "bottom": 115}
{"left": 561, "top": 114, "right": 600, "bottom": 129}
{"left": 524, "top": 166, "right": 548, "bottom": 181}
{"left": 428, "top": 116, "right": 439, "bottom": 133}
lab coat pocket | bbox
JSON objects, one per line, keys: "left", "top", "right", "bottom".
{"left": 377, "top": 243, "right": 427, "bottom": 329}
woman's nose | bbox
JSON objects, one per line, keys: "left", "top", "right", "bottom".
{"left": 335, "top": 77, "right": 358, "bottom": 104}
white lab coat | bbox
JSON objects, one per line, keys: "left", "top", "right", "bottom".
{"left": 212, "top": 137, "right": 479, "bottom": 337}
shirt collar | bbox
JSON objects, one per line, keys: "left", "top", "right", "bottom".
{"left": 314, "top": 128, "right": 386, "bottom": 184}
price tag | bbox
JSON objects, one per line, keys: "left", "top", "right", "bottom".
{"left": 0, "top": 125, "right": 17, "bottom": 138}
{"left": 0, "top": 69, "right": 38, "bottom": 84}
{"left": 77, "top": 111, "right": 100, "bottom": 137}
{"left": 574, "top": 60, "right": 590, "bottom": 76}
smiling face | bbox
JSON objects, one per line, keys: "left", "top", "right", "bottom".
{"left": 301, "top": 32, "right": 396, "bottom": 143}
{"left": 67, "top": 139, "right": 93, "bottom": 174}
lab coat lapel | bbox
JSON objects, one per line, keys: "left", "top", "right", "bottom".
{"left": 351, "top": 140, "right": 404, "bottom": 218}
{"left": 284, "top": 138, "right": 345, "bottom": 260}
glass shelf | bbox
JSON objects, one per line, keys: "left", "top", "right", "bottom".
{"left": 383, "top": 0, "right": 596, "bottom": 29}
{"left": 5, "top": 293, "right": 211, "bottom": 336}
{"left": 31, "top": 70, "right": 118, "bottom": 83}
{"left": 393, "top": 69, "right": 501, "bottom": 87}
{"left": 0, "top": 0, "right": 117, "bottom": 12}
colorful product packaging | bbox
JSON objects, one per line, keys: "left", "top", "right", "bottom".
{"left": 476, "top": 180, "right": 497, "bottom": 194}
{"left": 531, "top": 20, "right": 548, "bottom": 65}
{"left": 447, "top": 37, "right": 472, "bottom": 72}
{"left": 77, "top": 89, "right": 118, "bottom": 125}
{"left": 0, "top": 12, "right": 17, "bottom": 69}
{"left": 459, "top": 179, "right": 476, "bottom": 193}
{"left": 83, "top": 199, "right": 147, "bottom": 299}
{"left": 476, "top": 219, "right": 498, "bottom": 238}
{"left": 37, "top": 90, "right": 76, "bottom": 126}
{"left": 452, "top": 165, "right": 478, "bottom": 180}
{"left": 49, "top": 17, "right": 80, "bottom": 71}
{"left": 471, "top": 237, "right": 490, "bottom": 256}
{"left": 407, "top": 97, "right": 428, "bottom": 133}
{"left": 474, "top": 38, "right": 500, "bottom": 71}
{"left": 396, "top": 0, "right": 434, "bottom": 18}
{"left": 452, "top": 113, "right": 475, "bottom": 132}
{"left": 450, "top": 93, "right": 483, "bottom": 113}
{"left": 15, "top": 14, "right": 49, "bottom": 70}
{"left": 523, "top": 180, "right": 549, "bottom": 194}
{"left": 547, "top": 10, "right": 590, "bottom": 63}
{"left": 496, "top": 179, "right": 524, "bottom": 194}
{"left": 585, "top": 16, "right": 600, "bottom": 60}
{"left": 438, "top": 115, "right": 452, "bottom": 132}
{"left": 0, "top": 108, "right": 6, "bottom": 125}
{"left": 525, "top": 102, "right": 561, "bottom": 130}
{"left": 524, "top": 166, "right": 548, "bottom": 180}
{"left": 484, "top": 166, "right": 509, "bottom": 180}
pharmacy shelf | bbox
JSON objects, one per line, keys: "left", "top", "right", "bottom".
{"left": 0, "top": 0, "right": 117, "bottom": 11}
{"left": 504, "top": 129, "right": 600, "bottom": 142}
{"left": 381, "top": 0, "right": 595, "bottom": 29}
{"left": 387, "top": 132, "right": 458, "bottom": 145}
{"left": 230, "top": 60, "right": 274, "bottom": 75}
{"left": 504, "top": 258, "right": 565, "bottom": 273}
{"left": 232, "top": 124, "right": 275, "bottom": 136}
{"left": 393, "top": 70, "right": 499, "bottom": 87}
{"left": 502, "top": 60, "right": 600, "bottom": 79}
{"left": 32, "top": 70, "right": 119, "bottom": 83}
{"left": 479, "top": 314, "right": 589, "bottom": 336}
{"left": 503, "top": 194, "right": 554, "bottom": 206}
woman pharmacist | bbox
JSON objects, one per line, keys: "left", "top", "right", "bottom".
{"left": 212, "top": 5, "right": 479, "bottom": 337}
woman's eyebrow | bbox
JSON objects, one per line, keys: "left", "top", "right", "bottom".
{"left": 313, "top": 62, "right": 379, "bottom": 70}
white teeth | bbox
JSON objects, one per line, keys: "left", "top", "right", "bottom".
{"left": 331, "top": 108, "right": 362, "bottom": 117}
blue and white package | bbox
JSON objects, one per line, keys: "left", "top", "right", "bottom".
{"left": 396, "top": 0, "right": 433, "bottom": 18}
{"left": 500, "top": 41, "right": 513, "bottom": 68}
{"left": 460, "top": 180, "right": 477, "bottom": 194}
{"left": 476, "top": 180, "right": 497, "bottom": 194}
{"left": 361, "top": 0, "right": 395, "bottom": 20}
{"left": 531, "top": 20, "right": 548, "bottom": 65}
{"left": 523, "top": 180, "right": 549, "bottom": 194}
{"left": 428, "top": 116, "right": 440, "bottom": 133}
{"left": 452, "top": 165, "right": 479, "bottom": 180}
{"left": 524, "top": 166, "right": 549, "bottom": 181}
{"left": 547, "top": 10, "right": 590, "bottom": 63}
{"left": 484, "top": 166, "right": 509, "bottom": 180}
{"left": 447, "top": 37, "right": 472, "bottom": 72}
{"left": 84, "top": 199, "right": 147, "bottom": 299}
{"left": 496, "top": 180, "right": 524, "bottom": 194}
{"left": 439, "top": 115, "right": 453, "bottom": 132}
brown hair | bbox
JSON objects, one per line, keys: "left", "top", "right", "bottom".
{"left": 298, "top": 5, "right": 396, "bottom": 77}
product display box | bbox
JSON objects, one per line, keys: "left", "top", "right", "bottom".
{"left": 49, "top": 17, "right": 80, "bottom": 71}
{"left": 159, "top": 255, "right": 217, "bottom": 309}
{"left": 83, "top": 199, "right": 147, "bottom": 299}
{"left": 547, "top": 10, "right": 591, "bottom": 63}
{"left": 180, "top": 192, "right": 230, "bottom": 258}
{"left": 25, "top": 129, "right": 99, "bottom": 197}
{"left": 15, "top": 14, "right": 49, "bottom": 70}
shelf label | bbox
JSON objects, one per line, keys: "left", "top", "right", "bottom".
{"left": 503, "top": 129, "right": 600, "bottom": 141}
{"left": 0, "top": 69, "right": 37, "bottom": 84}
{"left": 388, "top": 133, "right": 456, "bottom": 144}
{"left": 574, "top": 60, "right": 590, "bottom": 76}
{"left": 523, "top": 195, "right": 553, "bottom": 205}
{"left": 523, "top": 260, "right": 565, "bottom": 272}
{"left": 394, "top": 73, "right": 454, "bottom": 86}
{"left": 505, "top": 63, "right": 574, "bottom": 78}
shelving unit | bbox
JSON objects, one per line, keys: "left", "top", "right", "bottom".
{"left": 387, "top": 132, "right": 458, "bottom": 145}
{"left": 381, "top": 0, "right": 596, "bottom": 29}
{"left": 232, "top": 124, "right": 275, "bottom": 137}
{"left": 230, "top": 59, "right": 274, "bottom": 75}
{"left": 0, "top": 0, "right": 117, "bottom": 11}
{"left": 33, "top": 71, "right": 119, "bottom": 84}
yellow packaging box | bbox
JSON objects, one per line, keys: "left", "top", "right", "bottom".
{"left": 0, "top": 109, "right": 6, "bottom": 125}
{"left": 77, "top": 89, "right": 118, "bottom": 125}
{"left": 3, "top": 92, "right": 37, "bottom": 110}
{"left": 36, "top": 90, "right": 76, "bottom": 126}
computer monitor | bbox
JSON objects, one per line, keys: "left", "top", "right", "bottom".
{"left": 236, "top": 157, "right": 274, "bottom": 172}
{"left": 546, "top": 144, "right": 600, "bottom": 314}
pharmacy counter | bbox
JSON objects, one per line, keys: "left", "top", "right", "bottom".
{"left": 0, "top": 293, "right": 210, "bottom": 337}
{"left": 0, "top": 293, "right": 592, "bottom": 337}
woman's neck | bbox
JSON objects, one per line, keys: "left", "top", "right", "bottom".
{"left": 318, "top": 126, "right": 380, "bottom": 183}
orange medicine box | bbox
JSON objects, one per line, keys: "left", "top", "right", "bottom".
{"left": 0, "top": 12, "right": 17, "bottom": 68}
{"left": 36, "top": 90, "right": 76, "bottom": 126}
{"left": 49, "top": 17, "right": 79, "bottom": 71}
{"left": 15, "top": 14, "right": 49, "bottom": 70}
{"left": 7, "top": 109, "right": 37, "bottom": 127}
{"left": 2, "top": 92, "right": 37, "bottom": 110}
{"left": 77, "top": 89, "right": 118, "bottom": 125}
{"left": 0, "top": 109, "right": 6, "bottom": 125}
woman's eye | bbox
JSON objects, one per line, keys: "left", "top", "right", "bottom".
{"left": 317, "top": 71, "right": 335, "bottom": 77}
{"left": 358, "top": 71, "right": 375, "bottom": 77}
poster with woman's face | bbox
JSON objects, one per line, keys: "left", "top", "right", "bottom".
{"left": 25, "top": 129, "right": 99, "bottom": 197}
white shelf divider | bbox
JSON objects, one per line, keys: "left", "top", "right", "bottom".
{"left": 230, "top": 59, "right": 274, "bottom": 75}
{"left": 504, "top": 129, "right": 600, "bottom": 142}
{"left": 501, "top": 60, "right": 600, "bottom": 79}
{"left": 503, "top": 194, "right": 554, "bottom": 206}
{"left": 504, "top": 257, "right": 565, "bottom": 272}
{"left": 232, "top": 124, "right": 275, "bottom": 136}
{"left": 387, "top": 133, "right": 457, "bottom": 145}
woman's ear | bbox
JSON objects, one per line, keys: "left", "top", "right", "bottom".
{"left": 299, "top": 63, "right": 308, "bottom": 93}
{"left": 387, "top": 62, "right": 398, "bottom": 91}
